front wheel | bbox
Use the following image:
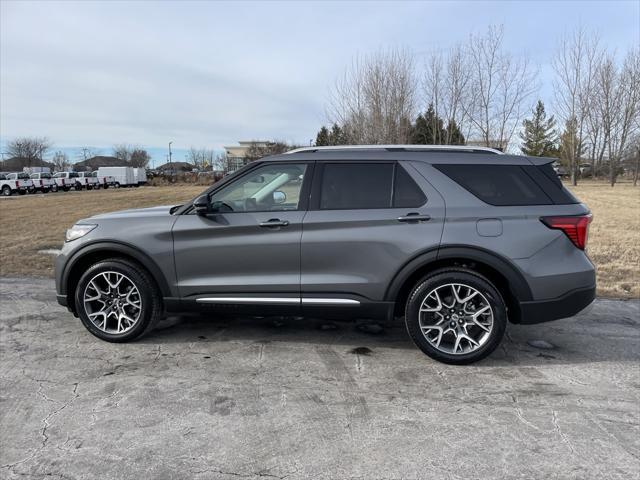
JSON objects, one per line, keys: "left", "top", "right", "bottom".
{"left": 75, "top": 259, "right": 163, "bottom": 342}
{"left": 2, "top": 185, "right": 11, "bottom": 196}
{"left": 405, "top": 268, "right": 507, "bottom": 365}
{"left": 51, "top": 184, "right": 58, "bottom": 192}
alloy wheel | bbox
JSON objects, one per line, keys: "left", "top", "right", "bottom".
{"left": 418, "top": 283, "right": 494, "bottom": 355}
{"left": 83, "top": 271, "right": 143, "bottom": 334}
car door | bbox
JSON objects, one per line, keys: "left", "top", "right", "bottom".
{"left": 301, "top": 160, "right": 445, "bottom": 306}
{"left": 172, "top": 161, "right": 313, "bottom": 302}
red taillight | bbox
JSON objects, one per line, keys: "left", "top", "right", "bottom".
{"left": 16, "top": 180, "right": 20, "bottom": 187}
{"left": 541, "top": 214, "right": 592, "bottom": 250}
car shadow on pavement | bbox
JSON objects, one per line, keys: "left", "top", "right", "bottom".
{"left": 135, "top": 301, "right": 640, "bottom": 368}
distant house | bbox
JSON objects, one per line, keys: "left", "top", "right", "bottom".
{"left": 0, "top": 156, "right": 54, "bottom": 172}
{"left": 223, "top": 140, "right": 270, "bottom": 172}
{"left": 74, "top": 156, "right": 127, "bottom": 171}
{"left": 156, "top": 161, "right": 193, "bottom": 172}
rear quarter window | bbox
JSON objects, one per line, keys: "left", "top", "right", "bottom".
{"left": 434, "top": 164, "right": 553, "bottom": 206}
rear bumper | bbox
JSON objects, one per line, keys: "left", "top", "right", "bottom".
{"left": 518, "top": 285, "right": 596, "bottom": 324}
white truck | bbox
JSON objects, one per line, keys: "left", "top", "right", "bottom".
{"left": 53, "top": 171, "right": 83, "bottom": 191}
{"left": 29, "top": 172, "right": 56, "bottom": 192}
{"left": 97, "top": 166, "right": 136, "bottom": 187}
{"left": 1, "top": 172, "right": 32, "bottom": 196}
{"left": 91, "top": 170, "right": 116, "bottom": 189}
{"left": 133, "top": 168, "right": 148, "bottom": 186}
{"left": 76, "top": 171, "right": 99, "bottom": 190}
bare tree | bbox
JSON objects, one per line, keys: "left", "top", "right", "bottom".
{"left": 328, "top": 48, "right": 417, "bottom": 144}
{"left": 596, "top": 48, "right": 640, "bottom": 186}
{"left": 112, "top": 144, "right": 132, "bottom": 164}
{"left": 6, "top": 137, "right": 52, "bottom": 166}
{"left": 465, "top": 25, "right": 538, "bottom": 151}
{"left": 553, "top": 27, "right": 602, "bottom": 185}
{"left": 130, "top": 148, "right": 151, "bottom": 168}
{"left": 77, "top": 147, "right": 98, "bottom": 163}
{"left": 52, "top": 151, "right": 69, "bottom": 172}
{"left": 187, "top": 147, "right": 216, "bottom": 170}
{"left": 423, "top": 44, "right": 473, "bottom": 144}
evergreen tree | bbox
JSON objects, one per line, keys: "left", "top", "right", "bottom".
{"left": 315, "top": 126, "right": 330, "bottom": 146}
{"left": 411, "top": 104, "right": 446, "bottom": 144}
{"left": 328, "top": 123, "right": 346, "bottom": 145}
{"left": 445, "top": 120, "right": 465, "bottom": 145}
{"left": 519, "top": 100, "right": 559, "bottom": 157}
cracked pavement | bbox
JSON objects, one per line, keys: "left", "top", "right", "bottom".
{"left": 1, "top": 277, "right": 639, "bottom": 479}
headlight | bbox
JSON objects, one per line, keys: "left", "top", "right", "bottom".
{"left": 65, "top": 224, "right": 97, "bottom": 242}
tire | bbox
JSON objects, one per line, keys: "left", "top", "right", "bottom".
{"left": 114, "top": 182, "right": 120, "bottom": 188}
{"left": 86, "top": 185, "right": 93, "bottom": 191}
{"left": 404, "top": 268, "right": 507, "bottom": 365}
{"left": 18, "top": 190, "right": 26, "bottom": 195}
{"left": 63, "top": 187, "right": 70, "bottom": 192}
{"left": 75, "top": 259, "right": 163, "bottom": 342}
{"left": 51, "top": 184, "right": 58, "bottom": 192}
{"left": 2, "top": 185, "right": 11, "bottom": 196}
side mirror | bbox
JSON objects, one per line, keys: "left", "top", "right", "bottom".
{"left": 193, "top": 194, "right": 210, "bottom": 215}
{"left": 273, "top": 191, "right": 286, "bottom": 204}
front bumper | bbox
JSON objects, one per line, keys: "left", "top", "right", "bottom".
{"left": 518, "top": 285, "right": 596, "bottom": 324}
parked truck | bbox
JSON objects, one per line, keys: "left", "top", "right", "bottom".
{"left": 53, "top": 172, "right": 82, "bottom": 191}
{"left": 76, "top": 172, "right": 99, "bottom": 190}
{"left": 29, "top": 172, "right": 56, "bottom": 192}
{"left": 133, "top": 168, "right": 148, "bottom": 186}
{"left": 0, "top": 172, "right": 32, "bottom": 196}
{"left": 97, "top": 166, "right": 136, "bottom": 187}
{"left": 91, "top": 170, "right": 116, "bottom": 189}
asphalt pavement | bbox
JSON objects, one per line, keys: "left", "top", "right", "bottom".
{"left": 1, "top": 277, "right": 638, "bottom": 480}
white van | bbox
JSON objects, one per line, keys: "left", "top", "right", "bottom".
{"left": 97, "top": 167, "right": 136, "bottom": 187}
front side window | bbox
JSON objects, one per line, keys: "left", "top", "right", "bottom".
{"left": 209, "top": 163, "right": 307, "bottom": 212}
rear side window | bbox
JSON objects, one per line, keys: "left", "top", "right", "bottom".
{"left": 435, "top": 164, "right": 553, "bottom": 206}
{"left": 320, "top": 163, "right": 394, "bottom": 209}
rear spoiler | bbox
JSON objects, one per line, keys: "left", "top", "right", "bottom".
{"left": 526, "top": 156, "right": 557, "bottom": 166}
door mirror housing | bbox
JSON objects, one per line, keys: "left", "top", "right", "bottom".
{"left": 273, "top": 191, "right": 286, "bottom": 204}
{"left": 193, "top": 194, "right": 210, "bottom": 215}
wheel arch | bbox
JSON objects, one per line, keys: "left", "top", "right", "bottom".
{"left": 386, "top": 246, "right": 532, "bottom": 323}
{"left": 61, "top": 241, "right": 172, "bottom": 313}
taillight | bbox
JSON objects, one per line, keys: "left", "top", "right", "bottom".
{"left": 541, "top": 214, "right": 592, "bottom": 250}
{"left": 16, "top": 180, "right": 20, "bottom": 187}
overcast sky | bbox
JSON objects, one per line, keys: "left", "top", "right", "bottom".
{"left": 1, "top": 0, "right": 638, "bottom": 164}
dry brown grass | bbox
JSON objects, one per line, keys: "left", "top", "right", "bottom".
{"left": 566, "top": 181, "right": 640, "bottom": 299}
{"left": 0, "top": 186, "right": 203, "bottom": 277}
{"left": 0, "top": 182, "right": 638, "bottom": 298}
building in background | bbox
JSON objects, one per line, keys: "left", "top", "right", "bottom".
{"left": 223, "top": 140, "right": 270, "bottom": 172}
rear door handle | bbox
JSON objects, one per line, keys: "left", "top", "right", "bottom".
{"left": 259, "top": 219, "right": 290, "bottom": 228}
{"left": 397, "top": 213, "right": 431, "bottom": 223}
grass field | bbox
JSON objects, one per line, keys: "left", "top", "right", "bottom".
{"left": 0, "top": 182, "right": 638, "bottom": 298}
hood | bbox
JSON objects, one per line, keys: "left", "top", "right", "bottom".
{"left": 87, "top": 205, "right": 177, "bottom": 220}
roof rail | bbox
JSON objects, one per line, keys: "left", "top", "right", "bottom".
{"left": 285, "top": 145, "right": 504, "bottom": 155}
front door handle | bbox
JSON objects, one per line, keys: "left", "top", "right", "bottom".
{"left": 259, "top": 218, "right": 290, "bottom": 228}
{"left": 397, "top": 213, "right": 431, "bottom": 223}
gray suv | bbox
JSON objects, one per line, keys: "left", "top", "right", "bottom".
{"left": 55, "top": 146, "right": 596, "bottom": 364}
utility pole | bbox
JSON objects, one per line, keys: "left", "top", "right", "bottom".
{"left": 168, "top": 141, "right": 173, "bottom": 174}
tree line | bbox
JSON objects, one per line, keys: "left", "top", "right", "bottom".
{"left": 315, "top": 25, "right": 639, "bottom": 186}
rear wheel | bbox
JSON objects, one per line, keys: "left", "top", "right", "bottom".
{"left": 2, "top": 186, "right": 11, "bottom": 196}
{"left": 405, "top": 268, "right": 507, "bottom": 365}
{"left": 75, "top": 259, "right": 163, "bottom": 342}
{"left": 114, "top": 182, "right": 121, "bottom": 188}
{"left": 51, "top": 184, "right": 58, "bottom": 192}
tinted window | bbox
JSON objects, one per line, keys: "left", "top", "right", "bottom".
{"left": 393, "top": 165, "right": 427, "bottom": 207}
{"left": 320, "top": 163, "right": 393, "bottom": 210}
{"left": 435, "top": 164, "right": 553, "bottom": 206}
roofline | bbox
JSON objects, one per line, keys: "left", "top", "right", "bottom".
{"left": 284, "top": 145, "right": 504, "bottom": 155}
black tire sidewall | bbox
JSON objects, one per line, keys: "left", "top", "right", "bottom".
{"left": 75, "top": 260, "right": 160, "bottom": 342}
{"left": 405, "top": 269, "right": 507, "bottom": 365}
